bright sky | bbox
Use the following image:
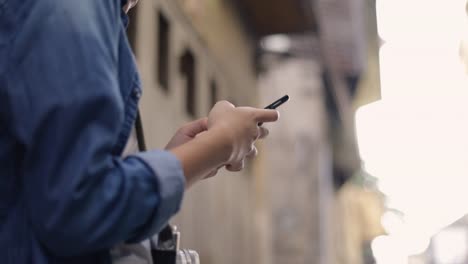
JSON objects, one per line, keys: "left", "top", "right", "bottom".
{"left": 356, "top": 0, "right": 468, "bottom": 262}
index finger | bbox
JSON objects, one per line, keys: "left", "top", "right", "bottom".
{"left": 254, "top": 109, "right": 280, "bottom": 123}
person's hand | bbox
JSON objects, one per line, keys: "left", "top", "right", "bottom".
{"left": 165, "top": 118, "right": 221, "bottom": 179}
{"left": 168, "top": 101, "right": 278, "bottom": 188}
{"left": 123, "top": 0, "right": 139, "bottom": 13}
{"left": 208, "top": 101, "right": 279, "bottom": 171}
{"left": 165, "top": 118, "right": 208, "bottom": 150}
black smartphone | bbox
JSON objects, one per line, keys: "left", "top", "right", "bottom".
{"left": 259, "top": 95, "right": 289, "bottom": 125}
{"left": 264, "top": 95, "right": 289, "bottom": 110}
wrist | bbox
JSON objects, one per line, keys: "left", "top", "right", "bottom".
{"left": 203, "top": 126, "right": 234, "bottom": 165}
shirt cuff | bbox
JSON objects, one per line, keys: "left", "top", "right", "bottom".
{"left": 135, "top": 150, "right": 186, "bottom": 224}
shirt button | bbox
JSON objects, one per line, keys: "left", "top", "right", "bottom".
{"left": 132, "top": 88, "right": 141, "bottom": 99}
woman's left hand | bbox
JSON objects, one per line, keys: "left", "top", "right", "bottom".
{"left": 165, "top": 118, "right": 208, "bottom": 150}
{"left": 165, "top": 118, "right": 220, "bottom": 179}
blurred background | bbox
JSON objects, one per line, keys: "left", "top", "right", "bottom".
{"left": 127, "top": 0, "right": 468, "bottom": 263}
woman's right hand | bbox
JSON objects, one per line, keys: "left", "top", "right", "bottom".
{"left": 207, "top": 101, "right": 279, "bottom": 171}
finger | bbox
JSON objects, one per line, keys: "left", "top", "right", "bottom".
{"left": 226, "top": 160, "right": 245, "bottom": 172}
{"left": 254, "top": 109, "right": 280, "bottom": 123}
{"left": 204, "top": 168, "right": 219, "bottom": 179}
{"left": 258, "top": 127, "right": 269, "bottom": 139}
{"left": 246, "top": 146, "right": 258, "bottom": 157}
{"left": 123, "top": 0, "right": 139, "bottom": 13}
{"left": 181, "top": 117, "right": 208, "bottom": 137}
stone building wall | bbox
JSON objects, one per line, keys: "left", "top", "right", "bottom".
{"left": 127, "top": 1, "right": 344, "bottom": 263}
{"left": 128, "top": 1, "right": 266, "bottom": 263}
{"left": 258, "top": 53, "right": 335, "bottom": 264}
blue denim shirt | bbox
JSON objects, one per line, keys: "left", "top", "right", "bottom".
{"left": 0, "top": 0, "right": 186, "bottom": 263}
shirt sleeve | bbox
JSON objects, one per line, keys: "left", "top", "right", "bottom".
{"left": 3, "top": 0, "right": 185, "bottom": 256}
{"left": 131, "top": 151, "right": 186, "bottom": 242}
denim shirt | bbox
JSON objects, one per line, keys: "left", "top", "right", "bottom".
{"left": 0, "top": 0, "right": 185, "bottom": 263}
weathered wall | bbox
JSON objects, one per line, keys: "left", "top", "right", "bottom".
{"left": 177, "top": 0, "right": 258, "bottom": 106}
{"left": 353, "top": 0, "right": 381, "bottom": 110}
{"left": 129, "top": 1, "right": 264, "bottom": 263}
{"left": 258, "top": 54, "right": 335, "bottom": 264}
{"left": 127, "top": 1, "right": 361, "bottom": 263}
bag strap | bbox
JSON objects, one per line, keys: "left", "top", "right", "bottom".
{"left": 134, "top": 111, "right": 178, "bottom": 262}
{"left": 135, "top": 111, "right": 147, "bottom": 152}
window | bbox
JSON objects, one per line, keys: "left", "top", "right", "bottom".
{"left": 180, "top": 50, "right": 196, "bottom": 117}
{"left": 210, "top": 80, "right": 218, "bottom": 107}
{"left": 157, "top": 12, "right": 170, "bottom": 91}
